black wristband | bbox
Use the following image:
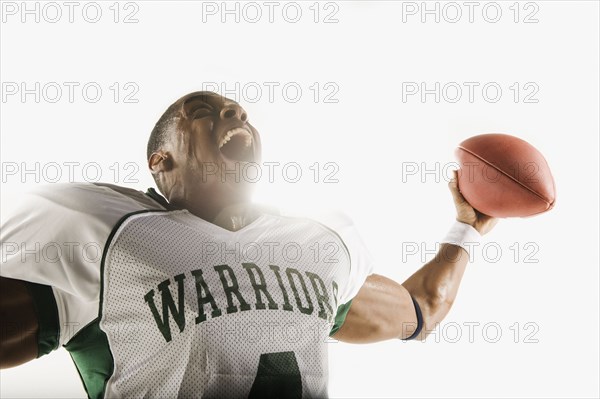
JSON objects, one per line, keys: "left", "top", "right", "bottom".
{"left": 404, "top": 295, "right": 424, "bottom": 340}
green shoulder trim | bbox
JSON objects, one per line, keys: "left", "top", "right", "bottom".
{"left": 329, "top": 299, "right": 353, "bottom": 337}
{"left": 25, "top": 281, "right": 60, "bottom": 357}
{"left": 64, "top": 319, "right": 112, "bottom": 399}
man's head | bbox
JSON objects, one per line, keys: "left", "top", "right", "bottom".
{"left": 147, "top": 91, "right": 261, "bottom": 217}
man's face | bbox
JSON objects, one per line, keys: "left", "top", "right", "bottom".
{"left": 161, "top": 91, "right": 262, "bottom": 206}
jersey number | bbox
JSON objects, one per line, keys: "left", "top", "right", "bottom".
{"left": 249, "top": 351, "right": 302, "bottom": 398}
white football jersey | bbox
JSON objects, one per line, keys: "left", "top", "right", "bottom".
{"left": 0, "top": 183, "right": 374, "bottom": 398}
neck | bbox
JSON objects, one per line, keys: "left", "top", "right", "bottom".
{"left": 172, "top": 197, "right": 260, "bottom": 232}
{"left": 212, "top": 203, "right": 261, "bottom": 231}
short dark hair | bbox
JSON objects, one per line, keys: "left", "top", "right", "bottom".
{"left": 147, "top": 101, "right": 181, "bottom": 160}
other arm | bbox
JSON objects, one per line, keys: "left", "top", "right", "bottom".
{"left": 333, "top": 171, "right": 498, "bottom": 343}
{"left": 0, "top": 277, "right": 39, "bottom": 368}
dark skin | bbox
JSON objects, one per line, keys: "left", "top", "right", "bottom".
{"left": 149, "top": 92, "right": 263, "bottom": 229}
{"left": 0, "top": 277, "right": 38, "bottom": 367}
{"left": 0, "top": 91, "right": 497, "bottom": 368}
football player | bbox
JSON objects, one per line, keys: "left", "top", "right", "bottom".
{"left": 0, "top": 91, "right": 497, "bottom": 398}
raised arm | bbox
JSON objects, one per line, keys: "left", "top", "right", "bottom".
{"left": 0, "top": 276, "right": 39, "bottom": 368}
{"left": 333, "top": 171, "right": 498, "bottom": 343}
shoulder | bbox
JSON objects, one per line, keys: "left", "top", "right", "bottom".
{"left": 3, "top": 183, "right": 167, "bottom": 239}
{"left": 25, "top": 182, "right": 165, "bottom": 215}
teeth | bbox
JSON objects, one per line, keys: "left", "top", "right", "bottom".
{"left": 219, "top": 128, "right": 253, "bottom": 149}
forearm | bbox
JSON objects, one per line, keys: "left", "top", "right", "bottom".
{"left": 401, "top": 244, "right": 469, "bottom": 339}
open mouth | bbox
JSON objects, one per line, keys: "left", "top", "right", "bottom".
{"left": 218, "top": 127, "right": 254, "bottom": 162}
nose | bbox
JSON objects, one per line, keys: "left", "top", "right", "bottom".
{"left": 220, "top": 103, "right": 248, "bottom": 122}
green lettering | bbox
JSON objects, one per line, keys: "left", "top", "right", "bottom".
{"left": 143, "top": 274, "right": 186, "bottom": 343}
{"left": 242, "top": 263, "right": 278, "bottom": 310}
{"left": 191, "top": 269, "right": 222, "bottom": 323}
{"left": 270, "top": 265, "right": 293, "bottom": 312}
{"left": 285, "top": 268, "right": 314, "bottom": 315}
{"left": 214, "top": 264, "right": 251, "bottom": 314}
{"left": 306, "top": 272, "right": 333, "bottom": 321}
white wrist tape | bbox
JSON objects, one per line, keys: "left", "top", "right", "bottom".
{"left": 441, "top": 221, "right": 481, "bottom": 253}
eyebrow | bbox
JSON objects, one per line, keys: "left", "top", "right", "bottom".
{"left": 183, "top": 93, "right": 216, "bottom": 106}
{"left": 182, "top": 95, "right": 215, "bottom": 118}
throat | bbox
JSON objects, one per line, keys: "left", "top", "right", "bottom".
{"left": 211, "top": 204, "right": 261, "bottom": 232}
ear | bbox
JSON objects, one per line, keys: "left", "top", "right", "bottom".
{"left": 148, "top": 151, "right": 173, "bottom": 176}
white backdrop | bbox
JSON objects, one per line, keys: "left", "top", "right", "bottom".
{"left": 1, "top": 1, "right": 598, "bottom": 398}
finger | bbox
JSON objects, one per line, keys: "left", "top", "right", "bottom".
{"left": 448, "top": 170, "right": 467, "bottom": 205}
{"left": 448, "top": 169, "right": 458, "bottom": 189}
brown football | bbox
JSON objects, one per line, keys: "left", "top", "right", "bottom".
{"left": 455, "top": 133, "right": 556, "bottom": 218}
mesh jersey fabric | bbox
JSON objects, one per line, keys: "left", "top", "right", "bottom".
{"left": 0, "top": 183, "right": 374, "bottom": 398}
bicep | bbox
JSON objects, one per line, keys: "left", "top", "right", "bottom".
{"left": 0, "top": 277, "right": 39, "bottom": 368}
{"left": 332, "top": 274, "right": 420, "bottom": 344}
